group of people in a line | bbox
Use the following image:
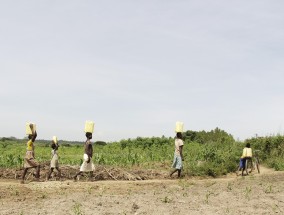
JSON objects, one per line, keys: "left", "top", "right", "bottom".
{"left": 20, "top": 124, "right": 95, "bottom": 183}
{"left": 20, "top": 123, "right": 186, "bottom": 183}
{"left": 20, "top": 124, "right": 252, "bottom": 183}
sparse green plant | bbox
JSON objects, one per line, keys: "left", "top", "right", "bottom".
{"left": 265, "top": 184, "right": 273, "bottom": 193}
{"left": 271, "top": 204, "right": 280, "bottom": 213}
{"left": 99, "top": 186, "right": 106, "bottom": 197}
{"left": 227, "top": 182, "right": 232, "bottom": 191}
{"left": 86, "top": 186, "right": 93, "bottom": 194}
{"left": 162, "top": 196, "right": 172, "bottom": 203}
{"left": 72, "top": 202, "right": 84, "bottom": 215}
{"left": 132, "top": 203, "right": 139, "bottom": 211}
{"left": 204, "top": 190, "right": 213, "bottom": 204}
{"left": 178, "top": 179, "right": 191, "bottom": 190}
{"left": 244, "top": 186, "right": 252, "bottom": 200}
{"left": 56, "top": 189, "right": 66, "bottom": 196}
{"left": 183, "top": 192, "right": 188, "bottom": 197}
{"left": 40, "top": 193, "right": 47, "bottom": 199}
{"left": 14, "top": 190, "right": 19, "bottom": 196}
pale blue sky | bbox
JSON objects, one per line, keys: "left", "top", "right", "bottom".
{"left": 1, "top": 1, "right": 284, "bottom": 141}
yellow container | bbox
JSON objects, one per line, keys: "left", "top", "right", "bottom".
{"left": 53, "top": 136, "right": 58, "bottom": 144}
{"left": 175, "top": 121, "right": 184, "bottom": 133}
{"left": 242, "top": 148, "right": 252, "bottom": 157}
{"left": 26, "top": 123, "right": 36, "bottom": 135}
{"left": 84, "top": 121, "right": 94, "bottom": 133}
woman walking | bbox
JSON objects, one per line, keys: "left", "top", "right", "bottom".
{"left": 170, "top": 132, "right": 184, "bottom": 178}
{"left": 73, "top": 132, "right": 94, "bottom": 181}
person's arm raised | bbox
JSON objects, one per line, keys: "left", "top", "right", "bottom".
{"left": 32, "top": 131, "right": 37, "bottom": 142}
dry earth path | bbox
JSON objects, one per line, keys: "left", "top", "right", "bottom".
{"left": 1, "top": 165, "right": 284, "bottom": 215}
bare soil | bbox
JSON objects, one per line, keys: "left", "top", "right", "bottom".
{"left": 0, "top": 165, "right": 284, "bottom": 215}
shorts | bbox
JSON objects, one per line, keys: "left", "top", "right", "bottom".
{"left": 239, "top": 158, "right": 246, "bottom": 169}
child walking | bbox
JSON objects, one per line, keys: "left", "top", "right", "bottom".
{"left": 236, "top": 156, "right": 246, "bottom": 176}
{"left": 47, "top": 136, "right": 61, "bottom": 180}
{"left": 21, "top": 124, "right": 40, "bottom": 183}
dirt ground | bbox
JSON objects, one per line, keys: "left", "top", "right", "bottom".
{"left": 0, "top": 166, "right": 284, "bottom": 215}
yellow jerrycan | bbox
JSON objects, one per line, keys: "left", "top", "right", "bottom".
{"left": 175, "top": 121, "right": 184, "bottom": 133}
{"left": 53, "top": 136, "right": 58, "bottom": 144}
{"left": 26, "top": 122, "right": 36, "bottom": 135}
{"left": 84, "top": 121, "right": 94, "bottom": 133}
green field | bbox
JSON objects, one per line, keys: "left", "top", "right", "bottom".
{"left": 1, "top": 128, "right": 284, "bottom": 177}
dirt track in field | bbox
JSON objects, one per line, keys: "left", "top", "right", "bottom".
{"left": 1, "top": 165, "right": 284, "bottom": 215}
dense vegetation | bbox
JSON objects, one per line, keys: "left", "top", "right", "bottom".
{"left": 1, "top": 128, "right": 284, "bottom": 177}
{"left": 245, "top": 135, "right": 284, "bottom": 171}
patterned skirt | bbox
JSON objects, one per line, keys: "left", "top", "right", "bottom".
{"left": 24, "top": 151, "right": 39, "bottom": 168}
{"left": 172, "top": 154, "right": 182, "bottom": 170}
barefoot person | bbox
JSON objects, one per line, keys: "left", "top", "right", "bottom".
{"left": 21, "top": 124, "right": 40, "bottom": 183}
{"left": 47, "top": 136, "right": 61, "bottom": 180}
{"left": 73, "top": 132, "right": 94, "bottom": 181}
{"left": 170, "top": 132, "right": 184, "bottom": 178}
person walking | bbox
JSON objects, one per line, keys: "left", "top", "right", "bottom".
{"left": 241, "top": 143, "right": 253, "bottom": 176}
{"left": 47, "top": 136, "right": 61, "bottom": 180}
{"left": 73, "top": 132, "right": 94, "bottom": 181}
{"left": 21, "top": 124, "right": 40, "bottom": 183}
{"left": 170, "top": 132, "right": 184, "bottom": 178}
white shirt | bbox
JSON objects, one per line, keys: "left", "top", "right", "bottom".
{"left": 174, "top": 139, "right": 184, "bottom": 156}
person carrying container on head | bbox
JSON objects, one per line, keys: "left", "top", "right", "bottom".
{"left": 47, "top": 136, "right": 61, "bottom": 180}
{"left": 21, "top": 123, "right": 40, "bottom": 183}
{"left": 73, "top": 121, "right": 95, "bottom": 181}
{"left": 170, "top": 122, "right": 184, "bottom": 178}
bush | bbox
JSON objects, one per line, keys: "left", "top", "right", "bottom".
{"left": 184, "top": 127, "right": 235, "bottom": 144}
{"left": 245, "top": 135, "right": 284, "bottom": 170}
{"left": 95, "top": 141, "right": 107, "bottom": 146}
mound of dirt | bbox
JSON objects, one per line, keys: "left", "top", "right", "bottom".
{"left": 0, "top": 164, "right": 169, "bottom": 181}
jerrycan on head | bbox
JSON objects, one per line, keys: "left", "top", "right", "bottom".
{"left": 84, "top": 121, "right": 95, "bottom": 134}
{"left": 53, "top": 136, "right": 58, "bottom": 144}
{"left": 26, "top": 122, "right": 36, "bottom": 135}
{"left": 175, "top": 121, "right": 184, "bottom": 133}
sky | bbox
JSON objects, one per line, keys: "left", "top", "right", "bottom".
{"left": 1, "top": 1, "right": 284, "bottom": 142}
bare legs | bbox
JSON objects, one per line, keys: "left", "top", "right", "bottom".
{"left": 73, "top": 171, "right": 82, "bottom": 181}
{"left": 20, "top": 165, "right": 40, "bottom": 183}
{"left": 73, "top": 171, "right": 93, "bottom": 181}
{"left": 47, "top": 167, "right": 61, "bottom": 180}
{"left": 170, "top": 169, "right": 181, "bottom": 178}
{"left": 35, "top": 165, "right": 40, "bottom": 178}
{"left": 20, "top": 168, "right": 29, "bottom": 183}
